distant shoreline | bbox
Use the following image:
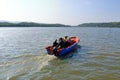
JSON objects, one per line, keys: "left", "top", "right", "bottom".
{"left": 78, "top": 22, "right": 120, "bottom": 28}
{"left": 0, "top": 21, "right": 120, "bottom": 27}
{"left": 0, "top": 22, "right": 71, "bottom": 27}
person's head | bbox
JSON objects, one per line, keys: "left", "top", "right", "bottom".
{"left": 59, "top": 38, "right": 63, "bottom": 41}
{"left": 55, "top": 39, "right": 57, "bottom": 42}
{"left": 64, "top": 36, "right": 68, "bottom": 39}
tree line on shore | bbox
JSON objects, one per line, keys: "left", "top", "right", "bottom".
{"left": 0, "top": 21, "right": 120, "bottom": 27}
{"left": 0, "top": 22, "right": 70, "bottom": 27}
{"left": 78, "top": 22, "right": 120, "bottom": 27}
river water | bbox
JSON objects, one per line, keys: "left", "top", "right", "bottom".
{"left": 0, "top": 27, "right": 120, "bottom": 80}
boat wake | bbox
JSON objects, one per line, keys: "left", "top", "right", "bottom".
{"left": 0, "top": 54, "right": 56, "bottom": 80}
{"left": 37, "top": 54, "right": 56, "bottom": 70}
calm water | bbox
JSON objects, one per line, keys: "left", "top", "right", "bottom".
{"left": 0, "top": 27, "right": 120, "bottom": 80}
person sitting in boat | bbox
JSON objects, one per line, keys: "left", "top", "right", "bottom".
{"left": 57, "top": 37, "right": 65, "bottom": 48}
{"left": 52, "top": 39, "right": 58, "bottom": 47}
{"left": 63, "top": 36, "right": 70, "bottom": 47}
{"left": 52, "top": 38, "right": 65, "bottom": 55}
{"left": 63, "top": 36, "right": 68, "bottom": 42}
{"left": 52, "top": 39, "right": 58, "bottom": 55}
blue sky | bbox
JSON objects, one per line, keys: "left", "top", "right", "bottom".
{"left": 0, "top": 0, "right": 120, "bottom": 25}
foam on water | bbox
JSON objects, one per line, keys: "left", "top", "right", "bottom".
{"left": 37, "top": 54, "right": 56, "bottom": 70}
{"left": 0, "top": 54, "right": 56, "bottom": 80}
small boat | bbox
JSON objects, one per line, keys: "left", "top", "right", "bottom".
{"left": 45, "top": 36, "right": 80, "bottom": 57}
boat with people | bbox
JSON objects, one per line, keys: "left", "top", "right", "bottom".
{"left": 45, "top": 36, "right": 80, "bottom": 57}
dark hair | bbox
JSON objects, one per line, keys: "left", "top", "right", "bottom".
{"left": 65, "top": 36, "right": 68, "bottom": 38}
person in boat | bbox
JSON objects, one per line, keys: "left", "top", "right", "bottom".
{"left": 52, "top": 39, "right": 58, "bottom": 55}
{"left": 52, "top": 36, "right": 69, "bottom": 55}
{"left": 52, "top": 39, "right": 58, "bottom": 47}
{"left": 63, "top": 36, "right": 68, "bottom": 41}
{"left": 52, "top": 38, "right": 65, "bottom": 55}
{"left": 58, "top": 37, "right": 65, "bottom": 48}
{"left": 63, "top": 36, "right": 70, "bottom": 47}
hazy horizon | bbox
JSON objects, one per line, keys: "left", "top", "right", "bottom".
{"left": 0, "top": 0, "right": 120, "bottom": 25}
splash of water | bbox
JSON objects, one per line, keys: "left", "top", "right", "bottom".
{"left": 37, "top": 54, "right": 56, "bottom": 70}
{"left": 1, "top": 54, "right": 56, "bottom": 80}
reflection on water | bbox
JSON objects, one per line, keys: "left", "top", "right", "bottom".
{"left": 0, "top": 27, "right": 120, "bottom": 80}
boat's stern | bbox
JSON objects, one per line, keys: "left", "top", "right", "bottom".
{"left": 45, "top": 46, "right": 54, "bottom": 55}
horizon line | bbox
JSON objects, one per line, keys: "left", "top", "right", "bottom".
{"left": 0, "top": 20, "right": 120, "bottom": 26}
